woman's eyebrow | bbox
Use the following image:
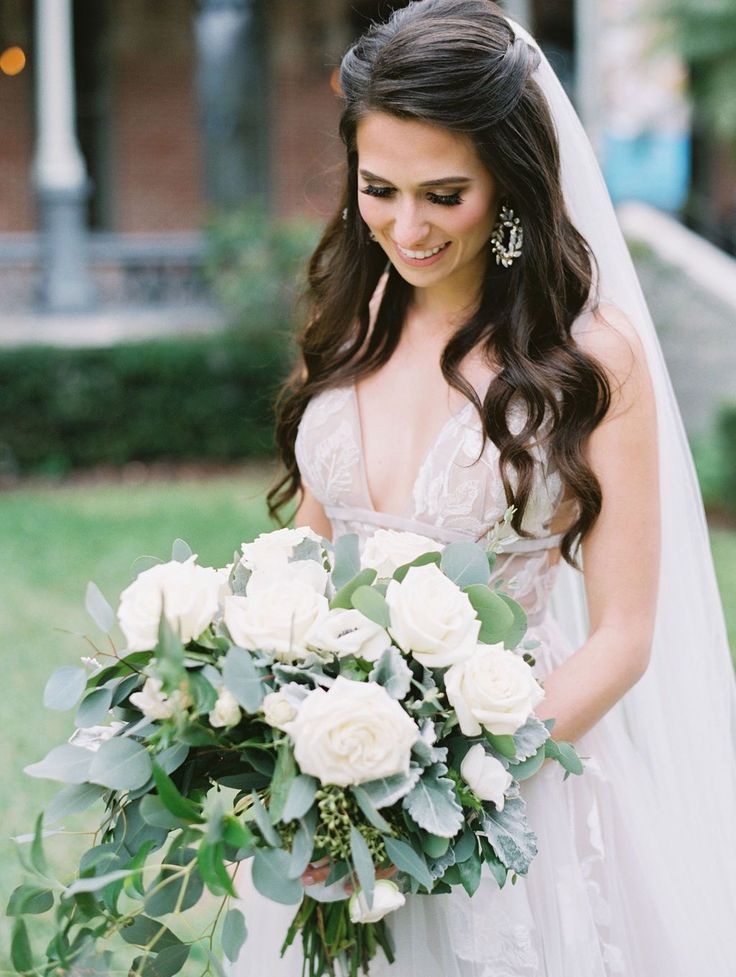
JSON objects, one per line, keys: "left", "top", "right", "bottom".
{"left": 358, "top": 169, "right": 473, "bottom": 187}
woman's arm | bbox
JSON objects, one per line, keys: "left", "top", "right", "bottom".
{"left": 534, "top": 305, "right": 660, "bottom": 743}
{"left": 294, "top": 482, "right": 334, "bottom": 540}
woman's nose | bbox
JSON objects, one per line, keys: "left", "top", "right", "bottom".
{"left": 392, "top": 201, "right": 431, "bottom": 247}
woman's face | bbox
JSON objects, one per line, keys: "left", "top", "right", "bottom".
{"left": 355, "top": 112, "right": 498, "bottom": 295}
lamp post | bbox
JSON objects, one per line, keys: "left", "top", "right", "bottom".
{"left": 33, "top": 0, "right": 94, "bottom": 312}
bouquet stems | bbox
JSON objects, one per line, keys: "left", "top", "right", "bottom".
{"left": 282, "top": 896, "right": 395, "bottom": 977}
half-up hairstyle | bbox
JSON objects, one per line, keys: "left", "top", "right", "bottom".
{"left": 268, "top": 0, "right": 611, "bottom": 566}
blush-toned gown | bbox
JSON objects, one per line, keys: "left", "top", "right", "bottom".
{"left": 229, "top": 381, "right": 704, "bottom": 977}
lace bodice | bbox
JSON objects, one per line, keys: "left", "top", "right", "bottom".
{"left": 295, "top": 384, "right": 569, "bottom": 626}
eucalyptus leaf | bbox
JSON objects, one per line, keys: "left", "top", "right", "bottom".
{"left": 545, "top": 739, "right": 584, "bottom": 777}
{"left": 464, "top": 585, "right": 515, "bottom": 643}
{"left": 151, "top": 763, "right": 204, "bottom": 822}
{"left": 351, "top": 585, "right": 391, "bottom": 628}
{"left": 269, "top": 741, "right": 297, "bottom": 824}
{"left": 287, "top": 808, "right": 317, "bottom": 880}
{"left": 6, "top": 883, "right": 54, "bottom": 916}
{"left": 440, "top": 541, "right": 491, "bottom": 587}
{"left": 351, "top": 786, "right": 393, "bottom": 833}
{"left": 24, "top": 744, "right": 93, "bottom": 785}
{"left": 392, "top": 551, "right": 442, "bottom": 583}
{"left": 369, "top": 646, "right": 412, "bottom": 699}
{"left": 484, "top": 730, "right": 517, "bottom": 760}
{"left": 457, "top": 849, "right": 483, "bottom": 897}
{"left": 85, "top": 581, "right": 116, "bottom": 633}
{"left": 282, "top": 774, "right": 318, "bottom": 822}
{"left": 88, "top": 737, "right": 152, "bottom": 791}
{"left": 139, "top": 794, "right": 189, "bottom": 830}
{"left": 509, "top": 745, "right": 546, "bottom": 781}
{"left": 497, "top": 593, "right": 528, "bottom": 650}
{"left": 44, "top": 666, "right": 88, "bottom": 711}
{"left": 331, "top": 568, "right": 377, "bottom": 610}
{"left": 402, "top": 763, "right": 464, "bottom": 838}
{"left": 350, "top": 824, "right": 376, "bottom": 909}
{"left": 222, "top": 908, "right": 248, "bottom": 963}
{"left": 144, "top": 848, "right": 203, "bottom": 916}
{"left": 120, "top": 915, "right": 182, "bottom": 950}
{"left": 171, "top": 538, "right": 194, "bottom": 563}
{"left": 479, "top": 792, "right": 538, "bottom": 875}
{"left": 250, "top": 791, "right": 281, "bottom": 846}
{"left": 223, "top": 647, "right": 266, "bottom": 712}
{"left": 11, "top": 918, "right": 32, "bottom": 974}
{"left": 75, "top": 687, "right": 113, "bottom": 728}
{"left": 252, "top": 848, "right": 303, "bottom": 905}
{"left": 135, "top": 943, "right": 191, "bottom": 977}
{"left": 331, "top": 533, "right": 361, "bottom": 589}
{"left": 66, "top": 868, "right": 141, "bottom": 895}
{"left": 381, "top": 836, "right": 433, "bottom": 891}
{"left": 156, "top": 742, "right": 190, "bottom": 776}
{"left": 45, "top": 782, "right": 105, "bottom": 825}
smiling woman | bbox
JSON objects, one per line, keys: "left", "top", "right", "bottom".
{"left": 237, "top": 1, "right": 736, "bottom": 976}
{"left": 356, "top": 114, "right": 496, "bottom": 283}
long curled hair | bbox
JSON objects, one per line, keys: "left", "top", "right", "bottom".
{"left": 267, "top": 0, "right": 611, "bottom": 566}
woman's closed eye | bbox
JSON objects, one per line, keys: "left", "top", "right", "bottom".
{"left": 359, "top": 185, "right": 463, "bottom": 206}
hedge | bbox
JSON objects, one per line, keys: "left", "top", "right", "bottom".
{"left": 0, "top": 331, "right": 292, "bottom": 476}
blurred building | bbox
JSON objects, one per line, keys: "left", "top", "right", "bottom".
{"left": 0, "top": 0, "right": 729, "bottom": 314}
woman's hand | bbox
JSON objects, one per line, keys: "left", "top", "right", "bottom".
{"left": 301, "top": 857, "right": 398, "bottom": 893}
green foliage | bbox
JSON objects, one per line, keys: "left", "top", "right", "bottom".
{"left": 717, "top": 402, "right": 736, "bottom": 512}
{"left": 659, "top": 0, "right": 736, "bottom": 144}
{"left": 691, "top": 401, "right": 736, "bottom": 515}
{"left": 0, "top": 331, "right": 289, "bottom": 476}
{"left": 202, "top": 202, "right": 320, "bottom": 340}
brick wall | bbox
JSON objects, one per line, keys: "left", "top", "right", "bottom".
{"left": 0, "top": 1, "right": 34, "bottom": 232}
{"left": 112, "top": 0, "right": 204, "bottom": 232}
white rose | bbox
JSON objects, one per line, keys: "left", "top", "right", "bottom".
{"left": 246, "top": 559, "right": 329, "bottom": 597}
{"left": 385, "top": 563, "right": 480, "bottom": 669}
{"left": 362, "top": 529, "right": 442, "bottom": 578}
{"left": 288, "top": 676, "right": 420, "bottom": 786}
{"left": 129, "top": 675, "right": 192, "bottom": 721}
{"left": 68, "top": 722, "right": 125, "bottom": 752}
{"left": 240, "top": 527, "right": 325, "bottom": 572}
{"left": 209, "top": 687, "right": 242, "bottom": 728}
{"left": 349, "top": 879, "right": 406, "bottom": 924}
{"left": 445, "top": 643, "right": 545, "bottom": 737}
{"left": 305, "top": 608, "right": 391, "bottom": 662}
{"left": 262, "top": 690, "right": 298, "bottom": 731}
{"left": 460, "top": 743, "right": 513, "bottom": 810}
{"left": 117, "top": 556, "right": 222, "bottom": 652}
{"left": 223, "top": 580, "right": 328, "bottom": 663}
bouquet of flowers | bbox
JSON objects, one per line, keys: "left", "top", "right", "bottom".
{"left": 8, "top": 520, "right": 582, "bottom": 977}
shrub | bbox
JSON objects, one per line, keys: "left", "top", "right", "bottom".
{"left": 0, "top": 332, "right": 291, "bottom": 476}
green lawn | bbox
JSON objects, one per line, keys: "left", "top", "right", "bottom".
{"left": 1, "top": 471, "right": 733, "bottom": 970}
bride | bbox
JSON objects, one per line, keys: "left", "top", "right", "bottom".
{"left": 231, "top": 2, "right": 736, "bottom": 974}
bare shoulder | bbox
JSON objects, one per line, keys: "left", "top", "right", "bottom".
{"left": 573, "top": 303, "right": 652, "bottom": 418}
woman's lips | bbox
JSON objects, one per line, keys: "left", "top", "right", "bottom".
{"left": 393, "top": 241, "right": 451, "bottom": 267}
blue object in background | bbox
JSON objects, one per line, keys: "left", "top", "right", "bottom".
{"left": 603, "top": 132, "right": 691, "bottom": 212}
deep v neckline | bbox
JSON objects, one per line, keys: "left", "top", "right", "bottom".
{"left": 349, "top": 383, "right": 475, "bottom": 518}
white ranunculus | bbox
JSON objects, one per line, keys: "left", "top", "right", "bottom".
{"left": 209, "top": 687, "right": 242, "bottom": 728}
{"left": 261, "top": 690, "right": 298, "bottom": 731}
{"left": 305, "top": 608, "right": 391, "bottom": 662}
{"left": 362, "top": 529, "right": 442, "bottom": 578}
{"left": 444, "top": 643, "right": 545, "bottom": 737}
{"left": 385, "top": 563, "right": 480, "bottom": 669}
{"left": 288, "top": 676, "right": 420, "bottom": 787}
{"left": 460, "top": 743, "right": 513, "bottom": 810}
{"left": 246, "top": 559, "right": 329, "bottom": 597}
{"left": 117, "top": 556, "right": 222, "bottom": 652}
{"left": 68, "top": 722, "right": 125, "bottom": 752}
{"left": 223, "top": 580, "right": 328, "bottom": 663}
{"left": 349, "top": 879, "right": 406, "bottom": 924}
{"left": 240, "top": 527, "right": 325, "bottom": 572}
{"left": 129, "top": 676, "right": 192, "bottom": 721}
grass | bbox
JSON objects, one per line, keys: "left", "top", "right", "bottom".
{"left": 0, "top": 470, "right": 733, "bottom": 971}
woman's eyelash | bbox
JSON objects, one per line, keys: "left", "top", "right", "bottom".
{"left": 359, "top": 185, "right": 463, "bottom": 206}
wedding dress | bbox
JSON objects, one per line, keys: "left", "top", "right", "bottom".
{"left": 228, "top": 15, "right": 736, "bottom": 977}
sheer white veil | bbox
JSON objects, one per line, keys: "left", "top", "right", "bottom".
{"left": 509, "top": 15, "right": 736, "bottom": 953}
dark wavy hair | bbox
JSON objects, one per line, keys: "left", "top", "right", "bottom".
{"left": 267, "top": 0, "right": 611, "bottom": 566}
